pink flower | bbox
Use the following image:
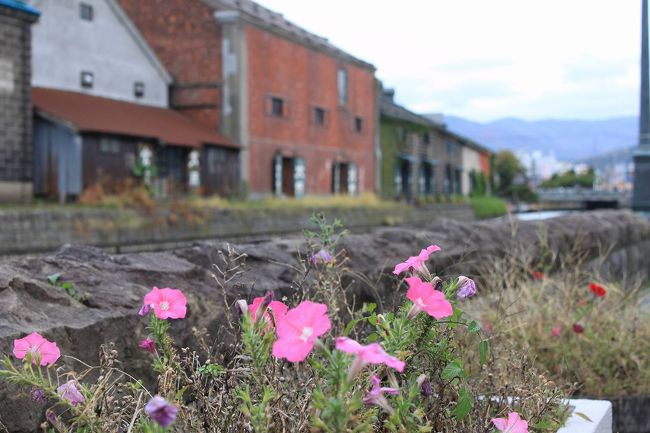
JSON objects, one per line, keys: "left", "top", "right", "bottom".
{"left": 406, "top": 276, "right": 453, "bottom": 319}
{"left": 57, "top": 380, "right": 85, "bottom": 406}
{"left": 491, "top": 412, "right": 529, "bottom": 433}
{"left": 272, "top": 301, "right": 331, "bottom": 362}
{"left": 393, "top": 245, "right": 441, "bottom": 275}
{"left": 249, "top": 296, "right": 288, "bottom": 329}
{"left": 139, "top": 338, "right": 156, "bottom": 353}
{"left": 141, "top": 287, "right": 187, "bottom": 320}
{"left": 551, "top": 326, "right": 562, "bottom": 337}
{"left": 13, "top": 332, "right": 61, "bottom": 366}
{"left": 335, "top": 337, "right": 405, "bottom": 378}
{"left": 363, "top": 374, "right": 399, "bottom": 414}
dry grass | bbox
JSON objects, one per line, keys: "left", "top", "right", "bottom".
{"left": 466, "top": 223, "right": 650, "bottom": 398}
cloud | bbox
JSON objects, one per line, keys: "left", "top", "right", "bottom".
{"left": 255, "top": 0, "right": 641, "bottom": 121}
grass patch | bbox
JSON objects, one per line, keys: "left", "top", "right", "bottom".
{"left": 470, "top": 196, "right": 508, "bottom": 219}
{"left": 188, "top": 192, "right": 402, "bottom": 210}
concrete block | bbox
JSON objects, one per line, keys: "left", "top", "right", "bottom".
{"left": 558, "top": 399, "right": 612, "bottom": 433}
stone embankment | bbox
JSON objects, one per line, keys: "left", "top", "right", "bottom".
{"left": 0, "top": 204, "right": 474, "bottom": 255}
{"left": 0, "top": 210, "right": 648, "bottom": 432}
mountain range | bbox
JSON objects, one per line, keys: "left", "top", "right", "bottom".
{"left": 441, "top": 115, "right": 638, "bottom": 162}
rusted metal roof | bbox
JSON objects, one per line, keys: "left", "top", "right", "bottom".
{"left": 32, "top": 87, "right": 237, "bottom": 149}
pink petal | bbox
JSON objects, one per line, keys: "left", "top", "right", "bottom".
{"left": 38, "top": 341, "right": 61, "bottom": 366}
{"left": 425, "top": 245, "right": 441, "bottom": 254}
{"left": 492, "top": 417, "right": 508, "bottom": 431}
{"left": 335, "top": 337, "right": 363, "bottom": 354}
{"left": 392, "top": 261, "right": 410, "bottom": 275}
{"left": 272, "top": 337, "right": 314, "bottom": 362}
{"left": 380, "top": 386, "right": 399, "bottom": 395}
{"left": 143, "top": 287, "right": 162, "bottom": 307}
{"left": 423, "top": 291, "right": 453, "bottom": 319}
{"left": 248, "top": 297, "right": 265, "bottom": 321}
{"left": 268, "top": 301, "right": 288, "bottom": 320}
{"left": 359, "top": 344, "right": 405, "bottom": 372}
{"left": 507, "top": 412, "right": 529, "bottom": 433}
{"left": 12, "top": 338, "right": 31, "bottom": 359}
{"left": 406, "top": 277, "right": 433, "bottom": 303}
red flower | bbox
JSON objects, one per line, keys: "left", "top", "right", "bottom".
{"left": 589, "top": 282, "right": 606, "bottom": 297}
{"left": 531, "top": 271, "right": 544, "bottom": 280}
{"left": 572, "top": 323, "right": 584, "bottom": 334}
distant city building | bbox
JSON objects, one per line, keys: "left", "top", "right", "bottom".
{"left": 516, "top": 150, "right": 572, "bottom": 185}
{"left": 27, "top": 0, "right": 237, "bottom": 200}
{"left": 120, "top": 0, "right": 377, "bottom": 198}
{"left": 380, "top": 90, "right": 490, "bottom": 200}
{"left": 0, "top": 0, "right": 39, "bottom": 202}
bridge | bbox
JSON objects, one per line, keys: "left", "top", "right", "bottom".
{"left": 537, "top": 188, "right": 632, "bottom": 210}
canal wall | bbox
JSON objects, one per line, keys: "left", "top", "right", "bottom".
{"left": 0, "top": 204, "right": 474, "bottom": 255}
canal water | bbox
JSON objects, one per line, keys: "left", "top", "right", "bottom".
{"left": 515, "top": 210, "right": 569, "bottom": 221}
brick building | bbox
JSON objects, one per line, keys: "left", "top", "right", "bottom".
{"left": 0, "top": 0, "right": 39, "bottom": 202}
{"left": 119, "top": 0, "right": 378, "bottom": 198}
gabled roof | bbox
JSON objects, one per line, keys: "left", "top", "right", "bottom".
{"left": 380, "top": 94, "right": 492, "bottom": 155}
{"left": 105, "top": 0, "right": 171, "bottom": 85}
{"left": 0, "top": 0, "right": 39, "bottom": 15}
{"left": 380, "top": 95, "right": 433, "bottom": 128}
{"left": 33, "top": 87, "right": 237, "bottom": 149}
{"left": 204, "top": 0, "right": 374, "bottom": 71}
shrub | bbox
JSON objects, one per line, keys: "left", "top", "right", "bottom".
{"left": 0, "top": 215, "right": 567, "bottom": 432}
{"left": 470, "top": 196, "right": 508, "bottom": 219}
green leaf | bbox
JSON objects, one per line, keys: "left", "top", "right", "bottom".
{"left": 47, "top": 273, "right": 62, "bottom": 285}
{"left": 468, "top": 320, "right": 481, "bottom": 334}
{"left": 453, "top": 388, "right": 473, "bottom": 420}
{"left": 479, "top": 340, "right": 489, "bottom": 365}
{"left": 366, "top": 333, "right": 379, "bottom": 342}
{"left": 441, "top": 360, "right": 466, "bottom": 380}
{"left": 364, "top": 303, "right": 377, "bottom": 313}
{"left": 574, "top": 412, "right": 593, "bottom": 422}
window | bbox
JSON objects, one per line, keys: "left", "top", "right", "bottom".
{"left": 271, "top": 97, "right": 284, "bottom": 117}
{"left": 337, "top": 68, "right": 348, "bottom": 106}
{"left": 80, "top": 71, "right": 94, "bottom": 89}
{"left": 99, "top": 137, "right": 120, "bottom": 154}
{"left": 423, "top": 133, "right": 430, "bottom": 145}
{"left": 354, "top": 117, "right": 363, "bottom": 133}
{"left": 134, "top": 81, "right": 145, "bottom": 98}
{"left": 80, "top": 3, "right": 93, "bottom": 21}
{"left": 313, "top": 107, "right": 326, "bottom": 125}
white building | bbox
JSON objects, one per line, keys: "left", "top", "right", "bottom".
{"left": 28, "top": 0, "right": 171, "bottom": 107}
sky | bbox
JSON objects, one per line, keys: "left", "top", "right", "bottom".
{"left": 254, "top": 0, "right": 641, "bottom": 122}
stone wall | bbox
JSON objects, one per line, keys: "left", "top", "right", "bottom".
{"left": 0, "top": 4, "right": 38, "bottom": 201}
{"left": 0, "top": 204, "right": 474, "bottom": 255}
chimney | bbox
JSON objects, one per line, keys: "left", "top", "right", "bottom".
{"left": 382, "top": 88, "right": 395, "bottom": 102}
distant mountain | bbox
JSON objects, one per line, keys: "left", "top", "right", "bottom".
{"left": 441, "top": 115, "right": 638, "bottom": 161}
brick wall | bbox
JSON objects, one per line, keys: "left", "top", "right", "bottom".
{"left": 0, "top": 6, "right": 37, "bottom": 200}
{"left": 246, "top": 25, "right": 377, "bottom": 195}
{"left": 117, "top": 0, "right": 223, "bottom": 129}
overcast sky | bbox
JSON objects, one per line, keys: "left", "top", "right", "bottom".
{"left": 255, "top": 0, "right": 641, "bottom": 122}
